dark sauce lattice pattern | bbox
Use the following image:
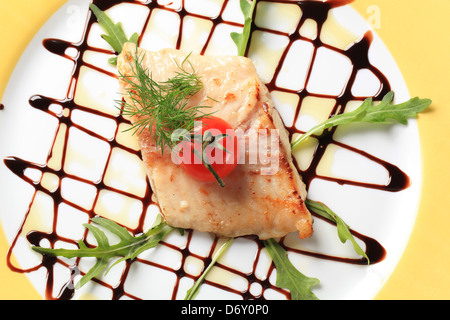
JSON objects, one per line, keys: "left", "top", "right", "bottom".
{"left": 5, "top": 0, "right": 409, "bottom": 300}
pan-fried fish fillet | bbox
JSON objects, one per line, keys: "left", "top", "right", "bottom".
{"left": 117, "top": 43, "right": 313, "bottom": 240}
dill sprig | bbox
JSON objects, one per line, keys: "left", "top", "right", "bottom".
{"left": 118, "top": 49, "right": 213, "bottom": 153}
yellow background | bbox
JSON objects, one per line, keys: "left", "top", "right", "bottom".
{"left": 0, "top": 0, "right": 449, "bottom": 299}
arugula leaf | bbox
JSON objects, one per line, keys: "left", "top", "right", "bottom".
{"left": 261, "top": 200, "right": 369, "bottom": 299}
{"left": 263, "top": 238, "right": 319, "bottom": 300}
{"left": 32, "top": 216, "right": 173, "bottom": 289}
{"left": 184, "top": 238, "right": 233, "bottom": 300}
{"left": 89, "top": 4, "right": 139, "bottom": 64}
{"left": 305, "top": 199, "right": 369, "bottom": 264}
{"left": 230, "top": 0, "right": 257, "bottom": 56}
{"left": 291, "top": 91, "right": 432, "bottom": 150}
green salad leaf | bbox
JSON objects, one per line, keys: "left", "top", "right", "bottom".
{"left": 32, "top": 216, "right": 173, "bottom": 289}
{"left": 306, "top": 199, "right": 369, "bottom": 264}
{"left": 89, "top": 3, "right": 139, "bottom": 65}
{"left": 184, "top": 238, "right": 234, "bottom": 300}
{"left": 230, "top": 0, "right": 257, "bottom": 56}
{"left": 263, "top": 238, "right": 319, "bottom": 300}
{"left": 291, "top": 91, "right": 432, "bottom": 150}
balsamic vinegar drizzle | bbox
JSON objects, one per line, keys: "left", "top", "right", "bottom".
{"left": 4, "top": 0, "right": 415, "bottom": 300}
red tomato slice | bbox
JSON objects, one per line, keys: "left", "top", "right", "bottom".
{"left": 174, "top": 116, "right": 239, "bottom": 184}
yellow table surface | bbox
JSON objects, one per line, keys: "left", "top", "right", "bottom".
{"left": 1, "top": 0, "right": 449, "bottom": 300}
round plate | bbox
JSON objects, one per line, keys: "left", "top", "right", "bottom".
{"left": 0, "top": 0, "right": 421, "bottom": 300}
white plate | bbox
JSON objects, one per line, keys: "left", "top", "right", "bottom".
{"left": 0, "top": 0, "right": 421, "bottom": 300}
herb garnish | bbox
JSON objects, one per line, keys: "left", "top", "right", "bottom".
{"left": 291, "top": 91, "right": 432, "bottom": 150}
{"left": 230, "top": 0, "right": 257, "bottom": 56}
{"left": 184, "top": 238, "right": 234, "bottom": 300}
{"left": 32, "top": 216, "right": 174, "bottom": 289}
{"left": 90, "top": 3, "right": 139, "bottom": 65}
{"left": 306, "top": 199, "right": 369, "bottom": 263}
{"left": 119, "top": 50, "right": 233, "bottom": 187}
{"left": 263, "top": 238, "right": 320, "bottom": 300}
{"left": 119, "top": 51, "right": 213, "bottom": 153}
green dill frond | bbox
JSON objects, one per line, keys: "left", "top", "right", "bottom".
{"left": 118, "top": 49, "right": 214, "bottom": 154}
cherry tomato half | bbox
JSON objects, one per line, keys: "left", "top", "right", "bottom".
{"left": 175, "top": 116, "right": 239, "bottom": 183}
